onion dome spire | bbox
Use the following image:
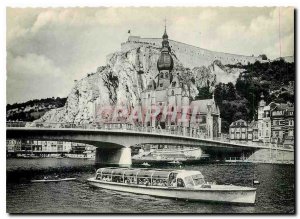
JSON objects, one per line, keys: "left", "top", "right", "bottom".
{"left": 157, "top": 19, "right": 173, "bottom": 71}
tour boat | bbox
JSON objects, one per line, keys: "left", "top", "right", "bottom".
{"left": 31, "top": 177, "right": 76, "bottom": 183}
{"left": 87, "top": 167, "right": 256, "bottom": 204}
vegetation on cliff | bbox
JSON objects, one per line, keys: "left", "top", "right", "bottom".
{"left": 7, "top": 97, "right": 67, "bottom": 121}
{"left": 196, "top": 59, "right": 295, "bottom": 132}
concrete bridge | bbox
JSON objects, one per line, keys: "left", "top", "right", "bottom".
{"left": 6, "top": 122, "right": 293, "bottom": 165}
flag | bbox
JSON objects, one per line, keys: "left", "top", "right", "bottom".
{"left": 128, "top": 30, "right": 131, "bottom": 34}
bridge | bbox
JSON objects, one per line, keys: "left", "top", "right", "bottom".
{"left": 6, "top": 122, "right": 293, "bottom": 165}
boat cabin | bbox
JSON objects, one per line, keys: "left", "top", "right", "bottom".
{"left": 95, "top": 167, "right": 206, "bottom": 188}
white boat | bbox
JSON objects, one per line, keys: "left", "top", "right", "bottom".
{"left": 87, "top": 167, "right": 256, "bottom": 204}
{"left": 168, "top": 160, "right": 182, "bottom": 165}
{"left": 31, "top": 178, "right": 76, "bottom": 183}
{"left": 141, "top": 162, "right": 151, "bottom": 167}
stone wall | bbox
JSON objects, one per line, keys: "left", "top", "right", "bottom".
{"left": 119, "top": 36, "right": 263, "bottom": 68}
{"left": 247, "top": 148, "right": 294, "bottom": 164}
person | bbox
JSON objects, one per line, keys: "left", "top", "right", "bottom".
{"left": 145, "top": 179, "right": 150, "bottom": 186}
{"left": 171, "top": 179, "right": 177, "bottom": 187}
{"left": 177, "top": 178, "right": 185, "bottom": 187}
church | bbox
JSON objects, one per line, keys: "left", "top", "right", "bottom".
{"left": 140, "top": 26, "right": 221, "bottom": 139}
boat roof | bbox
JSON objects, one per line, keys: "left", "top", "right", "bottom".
{"left": 176, "top": 171, "right": 204, "bottom": 179}
{"left": 96, "top": 167, "right": 203, "bottom": 179}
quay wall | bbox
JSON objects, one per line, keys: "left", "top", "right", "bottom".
{"left": 247, "top": 148, "right": 294, "bottom": 164}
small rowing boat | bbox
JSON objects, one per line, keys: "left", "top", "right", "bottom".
{"left": 87, "top": 167, "right": 256, "bottom": 204}
{"left": 31, "top": 178, "right": 76, "bottom": 183}
{"left": 168, "top": 160, "right": 182, "bottom": 165}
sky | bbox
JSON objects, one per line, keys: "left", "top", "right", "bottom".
{"left": 6, "top": 7, "right": 294, "bottom": 104}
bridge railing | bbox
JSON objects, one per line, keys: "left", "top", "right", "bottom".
{"left": 6, "top": 121, "right": 209, "bottom": 137}
{"left": 6, "top": 121, "right": 293, "bottom": 149}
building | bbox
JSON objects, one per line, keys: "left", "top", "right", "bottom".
{"left": 247, "top": 120, "right": 258, "bottom": 142}
{"left": 140, "top": 26, "right": 221, "bottom": 139}
{"left": 229, "top": 119, "right": 248, "bottom": 141}
{"left": 6, "top": 139, "right": 21, "bottom": 152}
{"left": 257, "top": 93, "right": 271, "bottom": 143}
{"left": 270, "top": 102, "right": 294, "bottom": 146}
{"left": 6, "top": 140, "right": 89, "bottom": 155}
{"left": 229, "top": 94, "right": 294, "bottom": 148}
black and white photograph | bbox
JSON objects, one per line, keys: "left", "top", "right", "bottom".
{"left": 5, "top": 4, "right": 295, "bottom": 214}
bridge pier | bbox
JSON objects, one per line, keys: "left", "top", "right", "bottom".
{"left": 95, "top": 147, "right": 132, "bottom": 166}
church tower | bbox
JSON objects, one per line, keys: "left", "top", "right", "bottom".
{"left": 156, "top": 23, "right": 173, "bottom": 91}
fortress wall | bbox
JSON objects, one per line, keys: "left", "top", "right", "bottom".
{"left": 119, "top": 37, "right": 262, "bottom": 68}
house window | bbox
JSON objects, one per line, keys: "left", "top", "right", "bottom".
{"left": 160, "top": 73, "right": 164, "bottom": 78}
{"left": 279, "top": 120, "right": 285, "bottom": 125}
{"left": 172, "top": 82, "right": 176, "bottom": 87}
{"left": 171, "top": 90, "right": 175, "bottom": 96}
{"left": 160, "top": 83, "right": 163, "bottom": 87}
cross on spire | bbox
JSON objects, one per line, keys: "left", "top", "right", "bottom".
{"left": 164, "top": 17, "right": 167, "bottom": 31}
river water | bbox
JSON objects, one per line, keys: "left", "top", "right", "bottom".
{"left": 6, "top": 158, "right": 295, "bottom": 214}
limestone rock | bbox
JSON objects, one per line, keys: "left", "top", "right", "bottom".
{"left": 35, "top": 41, "right": 244, "bottom": 124}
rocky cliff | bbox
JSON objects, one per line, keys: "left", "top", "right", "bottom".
{"left": 34, "top": 41, "right": 245, "bottom": 124}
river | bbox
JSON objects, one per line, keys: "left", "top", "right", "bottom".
{"left": 6, "top": 158, "right": 295, "bottom": 214}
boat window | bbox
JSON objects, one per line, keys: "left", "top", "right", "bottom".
{"left": 137, "top": 170, "right": 154, "bottom": 186}
{"left": 184, "top": 176, "right": 195, "bottom": 187}
{"left": 169, "top": 172, "right": 178, "bottom": 187}
{"left": 124, "top": 169, "right": 140, "bottom": 177}
{"left": 137, "top": 170, "right": 154, "bottom": 178}
{"left": 112, "top": 169, "right": 127, "bottom": 176}
{"left": 177, "top": 178, "right": 185, "bottom": 187}
{"left": 124, "top": 169, "right": 140, "bottom": 184}
{"left": 96, "top": 168, "right": 105, "bottom": 174}
{"left": 112, "top": 175, "right": 123, "bottom": 183}
{"left": 151, "top": 178, "right": 168, "bottom": 187}
{"left": 151, "top": 171, "right": 170, "bottom": 187}
{"left": 101, "top": 175, "right": 112, "bottom": 182}
{"left": 192, "top": 174, "right": 205, "bottom": 186}
{"left": 101, "top": 168, "right": 116, "bottom": 175}
{"left": 152, "top": 171, "right": 170, "bottom": 179}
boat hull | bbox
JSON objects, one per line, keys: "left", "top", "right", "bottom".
{"left": 87, "top": 178, "right": 256, "bottom": 204}
{"left": 31, "top": 178, "right": 76, "bottom": 183}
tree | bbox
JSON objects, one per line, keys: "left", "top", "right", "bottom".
{"left": 259, "top": 54, "right": 268, "bottom": 60}
{"left": 195, "top": 86, "right": 212, "bottom": 100}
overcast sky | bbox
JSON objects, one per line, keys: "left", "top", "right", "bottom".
{"left": 7, "top": 7, "right": 294, "bottom": 104}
